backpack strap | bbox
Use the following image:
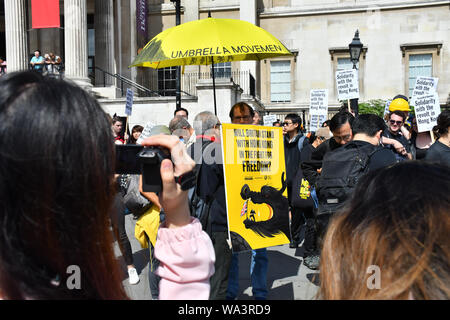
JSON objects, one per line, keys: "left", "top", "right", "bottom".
{"left": 297, "top": 135, "right": 307, "bottom": 153}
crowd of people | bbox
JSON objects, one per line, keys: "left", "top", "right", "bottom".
{"left": 0, "top": 50, "right": 63, "bottom": 77}
{"left": 0, "top": 70, "right": 449, "bottom": 301}
{"left": 29, "top": 49, "right": 63, "bottom": 76}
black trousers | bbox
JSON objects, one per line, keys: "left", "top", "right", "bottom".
{"left": 209, "top": 231, "right": 233, "bottom": 300}
{"left": 303, "top": 209, "right": 317, "bottom": 257}
{"left": 110, "top": 194, "right": 134, "bottom": 266}
{"left": 315, "top": 213, "right": 331, "bottom": 252}
{"left": 290, "top": 207, "right": 305, "bottom": 241}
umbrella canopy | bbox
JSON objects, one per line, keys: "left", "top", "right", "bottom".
{"left": 130, "top": 18, "right": 292, "bottom": 115}
{"left": 130, "top": 18, "right": 292, "bottom": 68}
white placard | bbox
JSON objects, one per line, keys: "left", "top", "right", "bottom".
{"left": 384, "top": 99, "right": 392, "bottom": 117}
{"left": 414, "top": 93, "right": 441, "bottom": 133}
{"left": 309, "top": 114, "right": 328, "bottom": 132}
{"left": 335, "top": 69, "right": 359, "bottom": 100}
{"left": 136, "top": 121, "right": 155, "bottom": 144}
{"left": 125, "top": 88, "right": 134, "bottom": 116}
{"left": 263, "top": 115, "right": 278, "bottom": 127}
{"left": 310, "top": 89, "right": 328, "bottom": 116}
{"left": 411, "top": 76, "right": 439, "bottom": 107}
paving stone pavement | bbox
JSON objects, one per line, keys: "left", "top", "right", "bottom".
{"left": 116, "top": 213, "right": 320, "bottom": 300}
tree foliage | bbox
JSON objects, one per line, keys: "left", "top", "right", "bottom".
{"left": 358, "top": 99, "right": 387, "bottom": 117}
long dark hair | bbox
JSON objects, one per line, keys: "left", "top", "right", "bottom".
{"left": 0, "top": 71, "right": 128, "bottom": 299}
{"left": 320, "top": 162, "right": 450, "bottom": 299}
{"left": 127, "top": 125, "right": 144, "bottom": 144}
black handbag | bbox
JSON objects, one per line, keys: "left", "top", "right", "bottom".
{"left": 290, "top": 165, "right": 315, "bottom": 210}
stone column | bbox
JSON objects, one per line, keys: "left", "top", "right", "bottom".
{"left": 95, "top": 0, "right": 115, "bottom": 86}
{"left": 64, "top": 0, "right": 92, "bottom": 90}
{"left": 4, "top": 0, "right": 29, "bottom": 72}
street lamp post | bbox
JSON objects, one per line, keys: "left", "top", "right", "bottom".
{"left": 348, "top": 30, "right": 363, "bottom": 117}
{"left": 171, "top": 0, "right": 181, "bottom": 111}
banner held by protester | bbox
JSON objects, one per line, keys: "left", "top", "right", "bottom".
{"left": 309, "top": 89, "right": 328, "bottom": 131}
{"left": 335, "top": 69, "right": 359, "bottom": 101}
{"left": 263, "top": 115, "right": 277, "bottom": 127}
{"left": 221, "top": 124, "right": 290, "bottom": 252}
{"left": 136, "top": 121, "right": 155, "bottom": 144}
{"left": 414, "top": 93, "right": 441, "bottom": 133}
{"left": 410, "top": 76, "right": 439, "bottom": 107}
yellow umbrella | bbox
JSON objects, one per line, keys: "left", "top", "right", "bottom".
{"left": 130, "top": 17, "right": 292, "bottom": 114}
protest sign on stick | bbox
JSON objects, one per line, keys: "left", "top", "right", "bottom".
{"left": 136, "top": 121, "right": 155, "bottom": 145}
{"left": 310, "top": 89, "right": 328, "bottom": 115}
{"left": 309, "top": 114, "right": 328, "bottom": 132}
{"left": 335, "top": 69, "right": 359, "bottom": 101}
{"left": 414, "top": 93, "right": 441, "bottom": 133}
{"left": 309, "top": 89, "right": 328, "bottom": 131}
{"left": 263, "top": 115, "right": 277, "bottom": 127}
{"left": 383, "top": 99, "right": 392, "bottom": 118}
{"left": 124, "top": 89, "right": 134, "bottom": 142}
{"left": 410, "top": 76, "right": 439, "bottom": 139}
{"left": 220, "top": 124, "right": 290, "bottom": 252}
{"left": 410, "top": 77, "right": 438, "bottom": 107}
{"left": 125, "top": 88, "right": 134, "bottom": 116}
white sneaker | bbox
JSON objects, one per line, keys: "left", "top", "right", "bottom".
{"left": 128, "top": 267, "right": 140, "bottom": 285}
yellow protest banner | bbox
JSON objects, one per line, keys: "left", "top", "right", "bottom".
{"left": 221, "top": 123, "right": 290, "bottom": 252}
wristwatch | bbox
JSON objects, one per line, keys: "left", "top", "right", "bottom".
{"left": 174, "top": 170, "right": 196, "bottom": 191}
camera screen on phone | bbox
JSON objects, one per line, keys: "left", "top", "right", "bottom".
{"left": 115, "top": 145, "right": 144, "bottom": 174}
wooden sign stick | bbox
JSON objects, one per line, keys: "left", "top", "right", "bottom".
{"left": 430, "top": 130, "right": 436, "bottom": 143}
{"left": 125, "top": 117, "right": 129, "bottom": 144}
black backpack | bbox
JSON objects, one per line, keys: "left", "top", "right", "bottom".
{"left": 315, "top": 142, "right": 378, "bottom": 216}
{"left": 118, "top": 174, "right": 152, "bottom": 219}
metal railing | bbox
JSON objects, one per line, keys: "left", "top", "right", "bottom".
{"left": 92, "top": 67, "right": 160, "bottom": 97}
{"left": 193, "top": 70, "right": 256, "bottom": 97}
{"left": 91, "top": 68, "right": 257, "bottom": 99}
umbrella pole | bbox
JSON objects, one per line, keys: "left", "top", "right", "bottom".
{"left": 211, "top": 56, "right": 217, "bottom": 116}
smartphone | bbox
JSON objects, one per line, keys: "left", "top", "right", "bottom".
{"left": 115, "top": 144, "right": 144, "bottom": 174}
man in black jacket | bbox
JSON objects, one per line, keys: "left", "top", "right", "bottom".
{"left": 187, "top": 111, "right": 226, "bottom": 300}
{"left": 300, "top": 111, "right": 354, "bottom": 269}
{"left": 314, "top": 114, "right": 396, "bottom": 268}
{"left": 302, "top": 111, "right": 355, "bottom": 185}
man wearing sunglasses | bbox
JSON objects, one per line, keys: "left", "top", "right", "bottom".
{"left": 381, "top": 110, "right": 412, "bottom": 161}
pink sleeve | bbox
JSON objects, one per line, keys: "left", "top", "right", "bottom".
{"left": 154, "top": 217, "right": 216, "bottom": 300}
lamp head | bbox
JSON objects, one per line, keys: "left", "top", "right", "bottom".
{"left": 349, "top": 30, "right": 363, "bottom": 68}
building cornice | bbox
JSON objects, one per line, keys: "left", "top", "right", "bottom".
{"left": 329, "top": 47, "right": 368, "bottom": 60}
{"left": 258, "top": 1, "right": 450, "bottom": 19}
{"left": 400, "top": 42, "right": 443, "bottom": 57}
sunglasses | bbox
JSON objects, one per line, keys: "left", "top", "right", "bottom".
{"left": 282, "top": 122, "right": 293, "bottom": 126}
{"left": 389, "top": 120, "right": 403, "bottom": 125}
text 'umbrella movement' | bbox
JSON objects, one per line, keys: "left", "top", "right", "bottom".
{"left": 130, "top": 18, "right": 292, "bottom": 69}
